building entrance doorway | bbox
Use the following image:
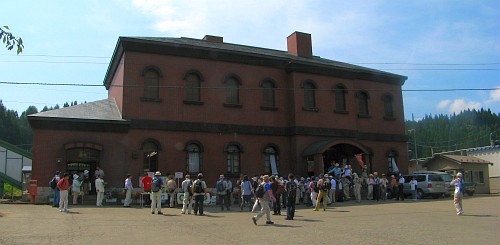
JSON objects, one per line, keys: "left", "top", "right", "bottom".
{"left": 66, "top": 147, "right": 100, "bottom": 195}
{"left": 322, "top": 143, "right": 365, "bottom": 175}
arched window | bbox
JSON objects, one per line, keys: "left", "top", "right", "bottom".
{"left": 387, "top": 150, "right": 400, "bottom": 173}
{"left": 334, "top": 84, "right": 348, "bottom": 113}
{"left": 184, "top": 70, "right": 203, "bottom": 103}
{"left": 142, "top": 66, "right": 161, "bottom": 100}
{"left": 261, "top": 79, "right": 276, "bottom": 109}
{"left": 224, "top": 75, "right": 241, "bottom": 105}
{"left": 382, "top": 93, "right": 394, "bottom": 119}
{"left": 263, "top": 145, "right": 279, "bottom": 175}
{"left": 302, "top": 80, "right": 318, "bottom": 111}
{"left": 185, "top": 141, "right": 203, "bottom": 173}
{"left": 225, "top": 143, "right": 242, "bottom": 174}
{"left": 357, "top": 91, "right": 370, "bottom": 117}
{"left": 141, "top": 139, "right": 160, "bottom": 172}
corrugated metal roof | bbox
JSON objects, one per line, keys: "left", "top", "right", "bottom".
{"left": 441, "top": 154, "right": 492, "bottom": 164}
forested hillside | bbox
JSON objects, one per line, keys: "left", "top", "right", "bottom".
{"left": 407, "top": 109, "right": 500, "bottom": 160}
{"left": 0, "top": 100, "right": 83, "bottom": 152}
{"left": 1, "top": 100, "right": 499, "bottom": 156}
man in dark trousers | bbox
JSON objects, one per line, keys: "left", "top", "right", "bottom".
{"left": 398, "top": 174, "right": 405, "bottom": 201}
{"left": 285, "top": 173, "right": 297, "bottom": 220}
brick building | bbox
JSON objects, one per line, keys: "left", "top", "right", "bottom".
{"left": 28, "top": 32, "right": 408, "bottom": 194}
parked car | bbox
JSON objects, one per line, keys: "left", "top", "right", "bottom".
{"left": 403, "top": 172, "right": 447, "bottom": 199}
{"left": 414, "top": 171, "right": 477, "bottom": 197}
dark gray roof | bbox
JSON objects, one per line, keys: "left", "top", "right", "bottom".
{"left": 128, "top": 36, "right": 396, "bottom": 76}
{"left": 29, "top": 98, "right": 124, "bottom": 121}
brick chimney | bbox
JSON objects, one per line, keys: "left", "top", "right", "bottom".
{"left": 202, "top": 35, "right": 223, "bottom": 43}
{"left": 287, "top": 31, "right": 312, "bottom": 58}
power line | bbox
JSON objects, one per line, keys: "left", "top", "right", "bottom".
{"left": 0, "top": 53, "right": 110, "bottom": 59}
{"left": 1, "top": 81, "right": 500, "bottom": 92}
{"left": 0, "top": 61, "right": 108, "bottom": 64}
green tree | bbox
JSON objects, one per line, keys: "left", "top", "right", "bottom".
{"left": 0, "top": 26, "right": 23, "bottom": 54}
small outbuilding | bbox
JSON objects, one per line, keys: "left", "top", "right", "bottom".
{"left": 423, "top": 154, "right": 492, "bottom": 194}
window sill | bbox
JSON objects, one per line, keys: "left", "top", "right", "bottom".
{"left": 223, "top": 103, "right": 243, "bottom": 109}
{"left": 140, "top": 97, "right": 162, "bottom": 103}
{"left": 183, "top": 100, "right": 204, "bottom": 105}
{"left": 260, "top": 106, "right": 278, "bottom": 111}
{"left": 383, "top": 116, "right": 396, "bottom": 121}
{"left": 334, "top": 109, "right": 349, "bottom": 115}
{"left": 302, "top": 107, "right": 319, "bottom": 112}
{"left": 357, "top": 114, "right": 371, "bottom": 119}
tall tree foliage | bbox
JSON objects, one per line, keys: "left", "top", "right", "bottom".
{"left": 406, "top": 109, "right": 500, "bottom": 160}
{"left": 0, "top": 26, "right": 23, "bottom": 54}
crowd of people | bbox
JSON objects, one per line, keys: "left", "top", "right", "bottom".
{"left": 49, "top": 164, "right": 468, "bottom": 221}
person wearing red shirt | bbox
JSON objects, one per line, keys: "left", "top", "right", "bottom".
{"left": 57, "top": 173, "right": 71, "bottom": 212}
{"left": 142, "top": 173, "right": 153, "bottom": 206}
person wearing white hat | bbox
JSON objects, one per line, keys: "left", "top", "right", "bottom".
{"left": 450, "top": 172, "right": 465, "bottom": 215}
{"left": 72, "top": 174, "right": 82, "bottom": 205}
{"left": 151, "top": 171, "right": 164, "bottom": 214}
{"left": 95, "top": 174, "right": 105, "bottom": 206}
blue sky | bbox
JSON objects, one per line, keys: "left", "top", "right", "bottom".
{"left": 1, "top": 0, "right": 499, "bottom": 120}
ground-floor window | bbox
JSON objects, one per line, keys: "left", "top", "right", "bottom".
{"left": 142, "top": 141, "right": 159, "bottom": 173}
{"left": 465, "top": 170, "right": 484, "bottom": 184}
{"left": 226, "top": 144, "right": 241, "bottom": 174}
{"left": 264, "top": 146, "right": 279, "bottom": 175}
{"left": 186, "top": 142, "right": 202, "bottom": 173}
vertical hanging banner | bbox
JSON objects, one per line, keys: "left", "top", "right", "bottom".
{"left": 355, "top": 154, "right": 365, "bottom": 169}
{"left": 270, "top": 155, "right": 278, "bottom": 176}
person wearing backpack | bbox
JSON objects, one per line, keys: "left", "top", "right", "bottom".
{"left": 192, "top": 173, "right": 207, "bottom": 215}
{"left": 313, "top": 173, "right": 328, "bottom": 211}
{"left": 450, "top": 172, "right": 464, "bottom": 215}
{"left": 251, "top": 175, "right": 276, "bottom": 225}
{"left": 216, "top": 175, "right": 229, "bottom": 211}
{"left": 50, "top": 171, "right": 60, "bottom": 207}
{"left": 181, "top": 174, "right": 194, "bottom": 214}
{"left": 285, "top": 173, "right": 297, "bottom": 220}
{"left": 151, "top": 171, "right": 164, "bottom": 214}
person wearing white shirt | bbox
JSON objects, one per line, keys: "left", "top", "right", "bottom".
{"left": 124, "top": 174, "right": 133, "bottom": 207}
{"left": 181, "top": 175, "right": 193, "bottom": 214}
{"left": 450, "top": 172, "right": 464, "bottom": 215}
{"left": 409, "top": 176, "right": 418, "bottom": 201}
{"left": 95, "top": 175, "right": 105, "bottom": 206}
{"left": 398, "top": 175, "right": 405, "bottom": 201}
{"left": 329, "top": 176, "right": 336, "bottom": 204}
{"left": 72, "top": 174, "right": 82, "bottom": 205}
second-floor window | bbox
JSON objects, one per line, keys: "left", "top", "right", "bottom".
{"left": 383, "top": 94, "right": 394, "bottom": 119}
{"left": 143, "top": 68, "right": 160, "bottom": 100}
{"left": 185, "top": 72, "right": 202, "bottom": 103}
{"left": 261, "top": 79, "right": 276, "bottom": 108}
{"left": 357, "top": 91, "right": 370, "bottom": 117}
{"left": 334, "top": 84, "right": 347, "bottom": 113}
{"left": 224, "top": 76, "right": 240, "bottom": 105}
{"left": 303, "top": 80, "right": 317, "bottom": 111}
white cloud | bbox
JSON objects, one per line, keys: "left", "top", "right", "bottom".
{"left": 437, "top": 100, "right": 451, "bottom": 109}
{"left": 485, "top": 87, "right": 500, "bottom": 104}
{"left": 437, "top": 98, "right": 481, "bottom": 114}
{"left": 447, "top": 99, "right": 481, "bottom": 114}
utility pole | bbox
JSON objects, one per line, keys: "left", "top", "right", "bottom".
{"left": 408, "top": 129, "right": 418, "bottom": 171}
